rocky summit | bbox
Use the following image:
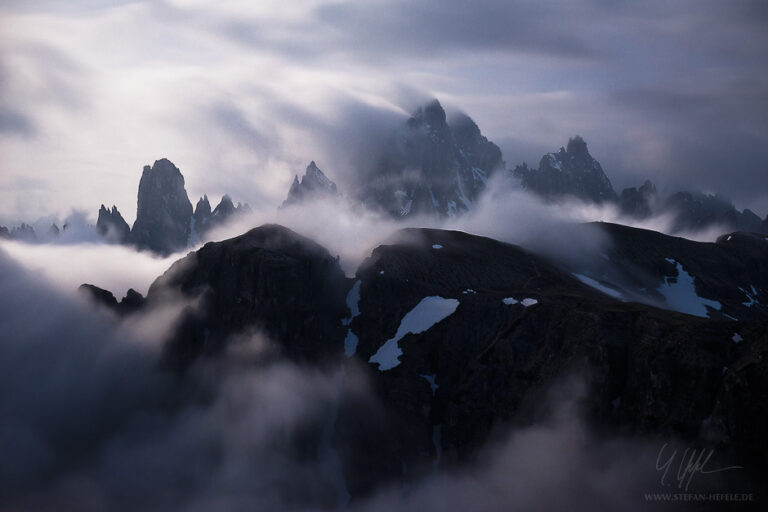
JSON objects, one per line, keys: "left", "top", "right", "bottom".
{"left": 93, "top": 159, "right": 247, "bottom": 254}
{"left": 512, "top": 135, "right": 617, "bottom": 204}
{"left": 128, "top": 158, "right": 194, "bottom": 254}
{"left": 145, "top": 224, "right": 349, "bottom": 370}
{"left": 96, "top": 204, "right": 130, "bottom": 243}
{"left": 282, "top": 161, "right": 339, "bottom": 207}
{"left": 87, "top": 222, "right": 768, "bottom": 501}
{"left": 359, "top": 99, "right": 503, "bottom": 218}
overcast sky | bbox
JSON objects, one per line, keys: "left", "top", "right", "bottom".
{"left": 1, "top": 0, "right": 766, "bottom": 224}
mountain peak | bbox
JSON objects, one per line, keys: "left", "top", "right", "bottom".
{"left": 129, "top": 159, "right": 193, "bottom": 254}
{"left": 409, "top": 99, "right": 447, "bottom": 130}
{"left": 514, "top": 137, "right": 617, "bottom": 204}
{"left": 566, "top": 135, "right": 589, "bottom": 157}
{"left": 282, "top": 161, "right": 339, "bottom": 207}
{"left": 96, "top": 204, "right": 130, "bottom": 243}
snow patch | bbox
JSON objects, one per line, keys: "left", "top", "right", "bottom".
{"left": 503, "top": 297, "right": 538, "bottom": 307}
{"left": 446, "top": 200, "right": 457, "bottom": 217}
{"left": 369, "top": 296, "right": 459, "bottom": 371}
{"left": 432, "top": 244, "right": 443, "bottom": 249}
{"left": 739, "top": 286, "right": 759, "bottom": 307}
{"left": 547, "top": 153, "right": 563, "bottom": 171}
{"left": 657, "top": 259, "right": 721, "bottom": 318}
{"left": 732, "top": 333, "right": 743, "bottom": 344}
{"left": 400, "top": 199, "right": 413, "bottom": 217}
{"left": 420, "top": 374, "right": 439, "bottom": 395}
{"left": 462, "top": 288, "right": 476, "bottom": 294}
{"left": 573, "top": 273, "right": 623, "bottom": 299}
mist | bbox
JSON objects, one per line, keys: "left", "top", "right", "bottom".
{"left": 0, "top": 248, "right": 671, "bottom": 510}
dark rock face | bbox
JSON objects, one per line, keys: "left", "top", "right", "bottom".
{"left": 336, "top": 226, "right": 768, "bottom": 496}
{"left": 79, "top": 284, "right": 145, "bottom": 315}
{"left": 191, "top": 194, "right": 247, "bottom": 239}
{"left": 0, "top": 226, "right": 8, "bottom": 238}
{"left": 282, "top": 161, "right": 339, "bottom": 207}
{"left": 360, "top": 100, "right": 503, "bottom": 218}
{"left": 84, "top": 222, "right": 768, "bottom": 502}
{"left": 619, "top": 179, "right": 657, "bottom": 218}
{"left": 192, "top": 195, "right": 212, "bottom": 234}
{"left": 145, "top": 224, "right": 350, "bottom": 371}
{"left": 128, "top": 159, "right": 193, "bottom": 255}
{"left": 512, "top": 136, "right": 617, "bottom": 204}
{"left": 96, "top": 204, "right": 130, "bottom": 243}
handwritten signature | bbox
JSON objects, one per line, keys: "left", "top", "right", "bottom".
{"left": 655, "top": 443, "right": 743, "bottom": 492}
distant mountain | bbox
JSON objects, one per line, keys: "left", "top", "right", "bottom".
{"left": 97, "top": 204, "right": 130, "bottom": 243}
{"left": 661, "top": 191, "right": 764, "bottom": 233}
{"left": 511, "top": 136, "right": 767, "bottom": 235}
{"left": 193, "top": 193, "right": 248, "bottom": 237}
{"left": 512, "top": 136, "right": 617, "bottom": 204}
{"left": 282, "top": 161, "right": 339, "bottom": 207}
{"left": 8, "top": 223, "right": 36, "bottom": 242}
{"left": 618, "top": 179, "right": 657, "bottom": 218}
{"left": 127, "top": 159, "right": 194, "bottom": 254}
{"left": 79, "top": 284, "right": 145, "bottom": 315}
{"left": 358, "top": 99, "right": 503, "bottom": 218}
{"left": 92, "top": 158, "right": 247, "bottom": 254}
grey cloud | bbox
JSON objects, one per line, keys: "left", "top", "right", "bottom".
{"left": 0, "top": 247, "right": 364, "bottom": 510}
{"left": 607, "top": 83, "right": 768, "bottom": 206}
{"left": 0, "top": 106, "right": 35, "bottom": 137}
{"left": 208, "top": 103, "right": 276, "bottom": 154}
{"left": 313, "top": 0, "right": 602, "bottom": 62}
{"left": 1, "top": 0, "right": 768, "bottom": 218}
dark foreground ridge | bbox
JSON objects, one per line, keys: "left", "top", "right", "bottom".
{"left": 81, "top": 222, "right": 768, "bottom": 503}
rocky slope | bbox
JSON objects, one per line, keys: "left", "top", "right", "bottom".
{"left": 145, "top": 224, "right": 349, "bottom": 371}
{"left": 84, "top": 222, "right": 768, "bottom": 502}
{"left": 566, "top": 222, "right": 768, "bottom": 322}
